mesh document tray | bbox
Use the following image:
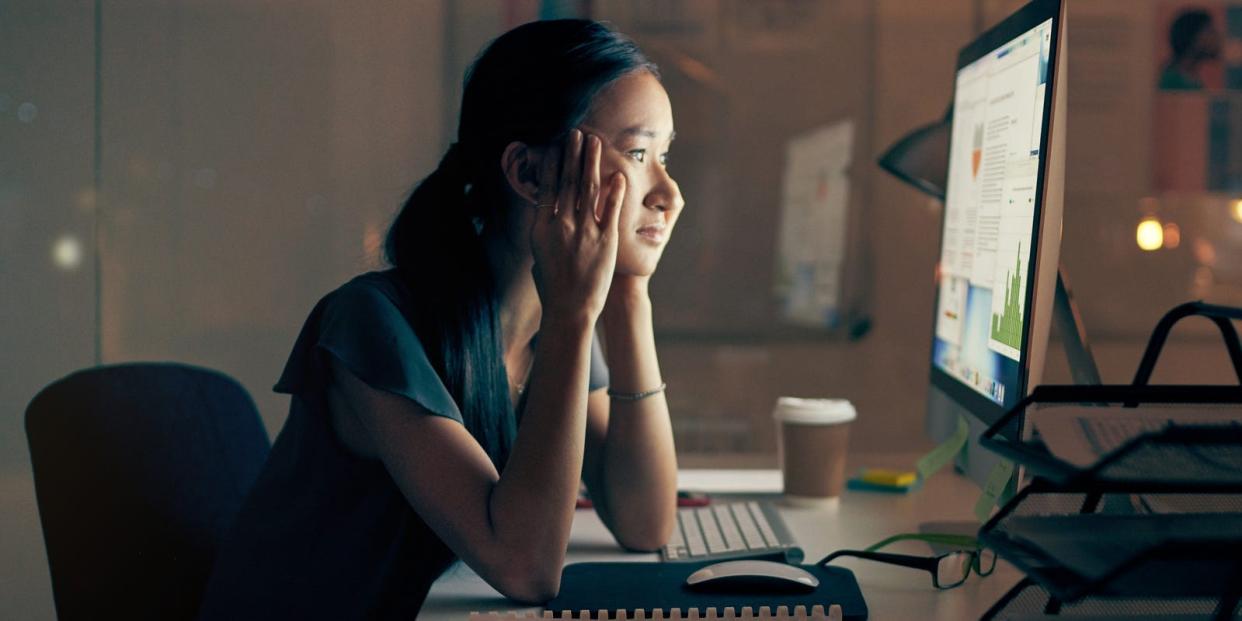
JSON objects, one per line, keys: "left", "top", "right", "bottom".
{"left": 983, "top": 298, "right": 1242, "bottom": 490}
{"left": 980, "top": 384, "right": 1242, "bottom": 490}
{"left": 980, "top": 577, "right": 1242, "bottom": 620}
{"left": 975, "top": 303, "right": 1242, "bottom": 619}
{"left": 977, "top": 482, "right": 1242, "bottom": 604}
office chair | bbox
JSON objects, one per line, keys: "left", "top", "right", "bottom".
{"left": 25, "top": 362, "right": 271, "bottom": 620}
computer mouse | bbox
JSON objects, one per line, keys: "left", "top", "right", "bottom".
{"left": 683, "top": 560, "right": 819, "bottom": 594}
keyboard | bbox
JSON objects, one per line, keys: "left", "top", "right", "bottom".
{"left": 661, "top": 500, "right": 803, "bottom": 563}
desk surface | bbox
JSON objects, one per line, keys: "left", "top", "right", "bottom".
{"left": 418, "top": 454, "right": 1021, "bottom": 620}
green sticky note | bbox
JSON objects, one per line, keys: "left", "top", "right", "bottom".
{"left": 915, "top": 415, "right": 969, "bottom": 481}
{"left": 973, "top": 459, "right": 1015, "bottom": 522}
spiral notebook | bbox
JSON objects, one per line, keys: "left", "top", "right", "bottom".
{"left": 470, "top": 561, "right": 867, "bottom": 621}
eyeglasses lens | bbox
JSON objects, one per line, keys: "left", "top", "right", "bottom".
{"left": 935, "top": 551, "right": 972, "bottom": 588}
{"left": 975, "top": 548, "right": 997, "bottom": 576}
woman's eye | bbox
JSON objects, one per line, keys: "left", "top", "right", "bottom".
{"left": 659, "top": 152, "right": 669, "bottom": 167}
{"left": 627, "top": 149, "right": 646, "bottom": 163}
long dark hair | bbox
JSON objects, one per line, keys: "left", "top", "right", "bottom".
{"left": 385, "top": 20, "right": 658, "bottom": 470}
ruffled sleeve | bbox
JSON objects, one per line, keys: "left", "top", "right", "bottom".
{"left": 274, "top": 275, "right": 463, "bottom": 423}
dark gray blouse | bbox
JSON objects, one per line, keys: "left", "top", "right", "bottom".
{"left": 198, "top": 270, "right": 608, "bottom": 620}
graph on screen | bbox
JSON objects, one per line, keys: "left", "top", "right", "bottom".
{"left": 990, "top": 242, "right": 1024, "bottom": 353}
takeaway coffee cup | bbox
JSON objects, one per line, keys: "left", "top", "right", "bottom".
{"left": 773, "top": 397, "right": 856, "bottom": 505}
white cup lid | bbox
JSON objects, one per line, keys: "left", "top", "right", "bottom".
{"left": 772, "top": 397, "right": 856, "bottom": 425}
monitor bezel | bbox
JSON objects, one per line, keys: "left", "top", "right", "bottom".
{"left": 927, "top": 0, "right": 1064, "bottom": 427}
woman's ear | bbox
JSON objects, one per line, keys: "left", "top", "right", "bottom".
{"left": 500, "top": 141, "right": 543, "bottom": 204}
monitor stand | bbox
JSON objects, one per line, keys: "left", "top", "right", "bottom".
{"left": 1053, "top": 265, "right": 1102, "bottom": 386}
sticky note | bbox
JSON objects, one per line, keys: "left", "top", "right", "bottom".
{"left": 858, "top": 468, "right": 917, "bottom": 487}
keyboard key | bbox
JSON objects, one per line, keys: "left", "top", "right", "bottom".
{"left": 680, "top": 508, "right": 708, "bottom": 556}
{"left": 748, "top": 501, "right": 780, "bottom": 547}
{"left": 731, "top": 502, "right": 766, "bottom": 549}
{"left": 697, "top": 507, "right": 726, "bottom": 554}
{"left": 667, "top": 517, "right": 686, "bottom": 548}
{"left": 714, "top": 505, "right": 747, "bottom": 551}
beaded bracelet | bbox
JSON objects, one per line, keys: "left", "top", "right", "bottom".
{"left": 606, "top": 382, "right": 667, "bottom": 401}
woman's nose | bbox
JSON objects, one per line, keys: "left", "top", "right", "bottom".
{"left": 646, "top": 169, "right": 685, "bottom": 213}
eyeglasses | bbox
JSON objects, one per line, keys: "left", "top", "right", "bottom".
{"left": 817, "top": 533, "right": 996, "bottom": 590}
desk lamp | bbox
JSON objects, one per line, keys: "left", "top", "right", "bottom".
{"left": 878, "top": 107, "right": 952, "bottom": 202}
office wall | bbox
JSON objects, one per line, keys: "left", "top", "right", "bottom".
{"left": 1, "top": 3, "right": 98, "bottom": 619}
{"left": 5, "top": 2, "right": 1241, "bottom": 618}
{"left": 99, "top": 1, "right": 447, "bottom": 439}
{"left": 2, "top": 1, "right": 446, "bottom": 617}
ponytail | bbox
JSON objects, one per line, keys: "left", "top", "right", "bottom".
{"left": 384, "top": 142, "right": 516, "bottom": 470}
{"left": 385, "top": 143, "right": 471, "bottom": 274}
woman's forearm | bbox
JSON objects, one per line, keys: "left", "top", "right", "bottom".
{"left": 597, "top": 291, "right": 679, "bottom": 550}
{"left": 487, "top": 314, "right": 595, "bottom": 596}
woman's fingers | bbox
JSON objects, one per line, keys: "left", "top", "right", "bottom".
{"left": 537, "top": 140, "right": 561, "bottom": 211}
{"left": 601, "top": 172, "right": 626, "bottom": 231}
{"left": 557, "top": 130, "right": 583, "bottom": 222}
{"left": 578, "top": 134, "right": 602, "bottom": 226}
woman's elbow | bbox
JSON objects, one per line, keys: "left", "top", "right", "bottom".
{"left": 614, "top": 513, "right": 676, "bottom": 552}
{"left": 490, "top": 562, "right": 562, "bottom": 604}
{"left": 616, "top": 529, "right": 671, "bottom": 553}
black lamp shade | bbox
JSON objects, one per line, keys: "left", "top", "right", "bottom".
{"left": 877, "top": 106, "right": 952, "bottom": 201}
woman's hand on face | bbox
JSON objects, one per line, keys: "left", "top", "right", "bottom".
{"left": 530, "top": 129, "right": 627, "bottom": 327}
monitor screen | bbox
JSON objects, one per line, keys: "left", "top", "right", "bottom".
{"left": 931, "top": 18, "right": 1055, "bottom": 412}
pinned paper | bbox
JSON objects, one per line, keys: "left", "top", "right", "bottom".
{"left": 775, "top": 120, "right": 853, "bottom": 329}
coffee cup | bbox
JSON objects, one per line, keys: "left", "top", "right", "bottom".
{"left": 773, "top": 397, "right": 855, "bottom": 505}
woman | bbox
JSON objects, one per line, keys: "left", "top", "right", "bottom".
{"left": 198, "top": 18, "right": 684, "bottom": 620}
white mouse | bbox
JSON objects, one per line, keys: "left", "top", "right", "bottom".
{"left": 684, "top": 560, "right": 819, "bottom": 594}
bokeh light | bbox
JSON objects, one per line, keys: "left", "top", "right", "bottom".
{"left": 1193, "top": 238, "right": 1217, "bottom": 266}
{"left": 52, "top": 235, "right": 83, "bottom": 270}
{"left": 1136, "top": 218, "right": 1163, "bottom": 251}
{"left": 17, "top": 102, "right": 37, "bottom": 123}
{"left": 1162, "top": 222, "right": 1180, "bottom": 249}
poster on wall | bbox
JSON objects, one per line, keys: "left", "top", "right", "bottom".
{"left": 1153, "top": 1, "right": 1242, "bottom": 192}
{"left": 774, "top": 120, "right": 853, "bottom": 329}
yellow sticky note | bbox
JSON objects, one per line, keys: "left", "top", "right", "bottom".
{"left": 860, "top": 468, "right": 917, "bottom": 487}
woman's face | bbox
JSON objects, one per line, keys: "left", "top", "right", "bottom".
{"left": 579, "top": 70, "right": 684, "bottom": 277}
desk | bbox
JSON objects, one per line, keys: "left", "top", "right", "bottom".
{"left": 419, "top": 454, "right": 1021, "bottom": 620}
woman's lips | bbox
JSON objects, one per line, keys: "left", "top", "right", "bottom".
{"left": 636, "top": 223, "right": 666, "bottom": 243}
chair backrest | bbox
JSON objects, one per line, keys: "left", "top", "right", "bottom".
{"left": 25, "top": 362, "right": 271, "bottom": 620}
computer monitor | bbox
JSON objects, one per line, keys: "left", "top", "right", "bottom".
{"left": 925, "top": 0, "right": 1067, "bottom": 488}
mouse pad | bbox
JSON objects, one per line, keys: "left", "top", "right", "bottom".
{"left": 546, "top": 561, "right": 868, "bottom": 620}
